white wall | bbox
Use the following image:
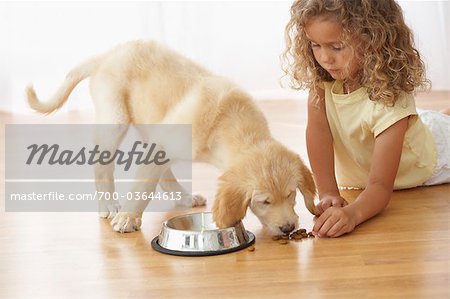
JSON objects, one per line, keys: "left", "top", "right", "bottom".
{"left": 0, "top": 1, "right": 162, "bottom": 112}
{"left": 399, "top": 0, "right": 449, "bottom": 91}
{"left": 0, "top": 1, "right": 448, "bottom": 113}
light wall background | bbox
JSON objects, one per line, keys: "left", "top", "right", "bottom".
{"left": 0, "top": 1, "right": 448, "bottom": 113}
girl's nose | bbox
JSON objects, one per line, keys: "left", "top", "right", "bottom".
{"left": 320, "top": 51, "right": 334, "bottom": 64}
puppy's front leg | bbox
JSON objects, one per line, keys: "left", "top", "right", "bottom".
{"left": 94, "top": 124, "right": 128, "bottom": 219}
{"left": 111, "top": 181, "right": 159, "bottom": 233}
{"left": 111, "top": 151, "right": 169, "bottom": 233}
{"left": 110, "top": 206, "right": 146, "bottom": 233}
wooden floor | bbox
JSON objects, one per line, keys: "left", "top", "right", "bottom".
{"left": 0, "top": 91, "right": 449, "bottom": 299}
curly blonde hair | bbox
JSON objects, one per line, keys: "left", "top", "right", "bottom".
{"left": 281, "top": 0, "right": 430, "bottom": 105}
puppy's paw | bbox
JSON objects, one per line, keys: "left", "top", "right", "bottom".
{"left": 192, "top": 193, "right": 207, "bottom": 207}
{"left": 110, "top": 212, "right": 142, "bottom": 233}
{"left": 98, "top": 201, "right": 121, "bottom": 219}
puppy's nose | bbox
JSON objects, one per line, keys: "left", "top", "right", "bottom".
{"left": 280, "top": 223, "right": 295, "bottom": 234}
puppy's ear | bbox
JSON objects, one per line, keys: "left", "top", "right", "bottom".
{"left": 297, "top": 160, "right": 317, "bottom": 215}
{"left": 212, "top": 172, "right": 250, "bottom": 228}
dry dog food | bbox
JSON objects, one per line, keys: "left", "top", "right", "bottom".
{"left": 272, "top": 228, "right": 314, "bottom": 244}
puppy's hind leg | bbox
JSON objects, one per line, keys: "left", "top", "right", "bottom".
{"left": 159, "top": 168, "right": 207, "bottom": 208}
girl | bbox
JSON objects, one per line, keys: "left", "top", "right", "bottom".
{"left": 282, "top": 0, "right": 450, "bottom": 237}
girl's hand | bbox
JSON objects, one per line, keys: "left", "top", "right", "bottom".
{"left": 312, "top": 206, "right": 356, "bottom": 238}
{"left": 315, "top": 195, "right": 348, "bottom": 215}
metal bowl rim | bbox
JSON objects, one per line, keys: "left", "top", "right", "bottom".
{"left": 151, "top": 231, "right": 256, "bottom": 257}
{"left": 162, "top": 212, "right": 242, "bottom": 234}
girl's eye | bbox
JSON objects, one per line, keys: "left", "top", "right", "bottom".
{"left": 331, "top": 44, "right": 344, "bottom": 51}
{"left": 263, "top": 200, "right": 271, "bottom": 205}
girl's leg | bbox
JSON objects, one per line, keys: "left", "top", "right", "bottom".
{"left": 419, "top": 109, "right": 450, "bottom": 186}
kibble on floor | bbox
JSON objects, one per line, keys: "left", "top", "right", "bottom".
{"left": 271, "top": 228, "right": 315, "bottom": 244}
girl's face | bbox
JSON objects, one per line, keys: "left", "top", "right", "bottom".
{"left": 305, "top": 17, "right": 360, "bottom": 83}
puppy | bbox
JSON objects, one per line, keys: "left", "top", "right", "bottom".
{"left": 26, "top": 40, "right": 316, "bottom": 235}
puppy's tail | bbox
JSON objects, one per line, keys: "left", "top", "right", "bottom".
{"left": 26, "top": 54, "right": 103, "bottom": 114}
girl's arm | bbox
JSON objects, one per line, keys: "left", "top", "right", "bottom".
{"left": 306, "top": 88, "right": 347, "bottom": 215}
{"left": 313, "top": 117, "right": 409, "bottom": 237}
{"left": 345, "top": 117, "right": 409, "bottom": 225}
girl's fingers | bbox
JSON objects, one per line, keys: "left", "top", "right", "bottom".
{"left": 331, "top": 197, "right": 348, "bottom": 207}
{"left": 327, "top": 220, "right": 345, "bottom": 237}
{"left": 314, "top": 211, "right": 337, "bottom": 237}
{"left": 331, "top": 198, "right": 342, "bottom": 207}
{"left": 319, "top": 198, "right": 332, "bottom": 212}
{"left": 315, "top": 199, "right": 329, "bottom": 215}
{"left": 316, "top": 197, "right": 347, "bottom": 216}
{"left": 318, "top": 217, "right": 337, "bottom": 237}
{"left": 312, "top": 210, "right": 329, "bottom": 233}
{"left": 333, "top": 225, "right": 350, "bottom": 238}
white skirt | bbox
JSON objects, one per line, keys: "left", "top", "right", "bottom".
{"left": 418, "top": 109, "right": 450, "bottom": 186}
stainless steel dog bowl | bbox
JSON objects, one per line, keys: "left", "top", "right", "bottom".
{"left": 151, "top": 212, "right": 255, "bottom": 256}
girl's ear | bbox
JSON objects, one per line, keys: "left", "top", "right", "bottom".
{"left": 297, "top": 160, "right": 317, "bottom": 215}
{"left": 212, "top": 171, "right": 250, "bottom": 228}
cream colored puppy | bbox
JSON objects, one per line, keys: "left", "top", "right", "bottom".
{"left": 26, "top": 40, "right": 316, "bottom": 235}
